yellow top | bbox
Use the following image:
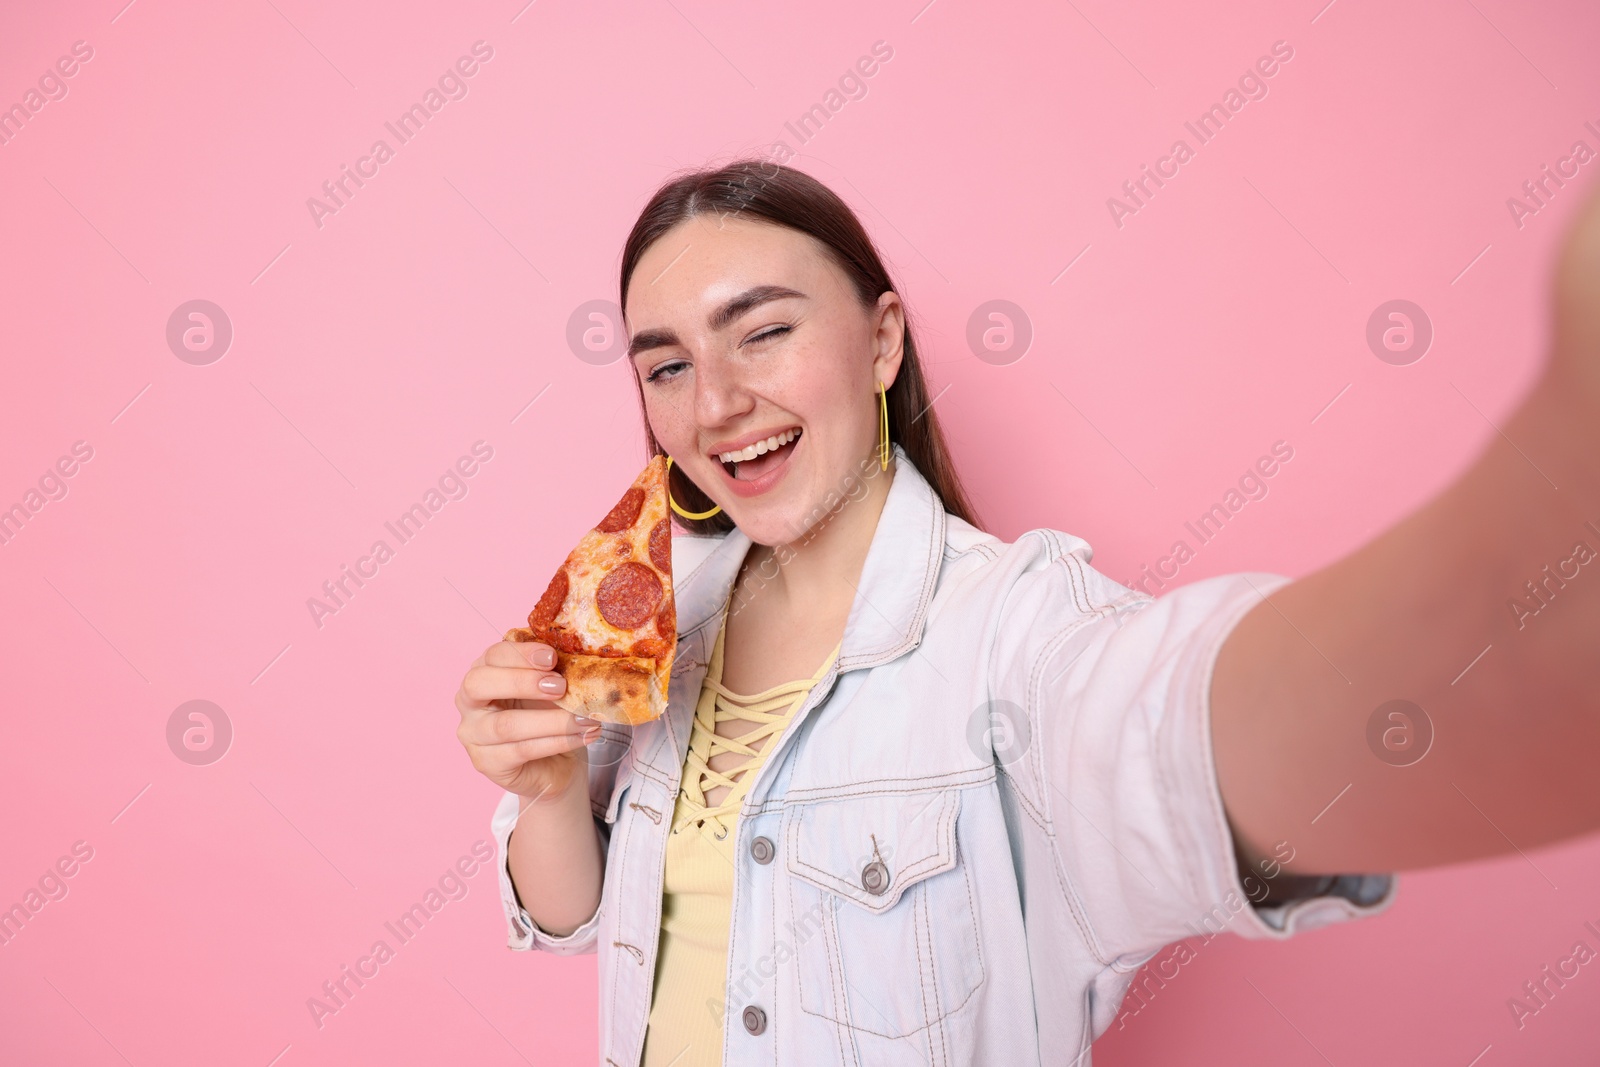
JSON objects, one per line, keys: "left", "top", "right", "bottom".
{"left": 640, "top": 618, "right": 839, "bottom": 1067}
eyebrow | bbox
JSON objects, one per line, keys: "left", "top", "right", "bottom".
{"left": 627, "top": 285, "right": 806, "bottom": 359}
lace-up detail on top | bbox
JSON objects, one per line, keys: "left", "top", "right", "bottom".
{"left": 670, "top": 620, "right": 839, "bottom": 840}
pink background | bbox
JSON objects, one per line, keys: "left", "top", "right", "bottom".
{"left": 3, "top": 0, "right": 1599, "bottom": 1063}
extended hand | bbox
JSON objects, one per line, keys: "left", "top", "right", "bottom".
{"left": 1550, "top": 174, "right": 1600, "bottom": 397}
{"left": 1214, "top": 171, "right": 1600, "bottom": 875}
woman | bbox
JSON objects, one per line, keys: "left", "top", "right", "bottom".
{"left": 455, "top": 160, "right": 1600, "bottom": 1065}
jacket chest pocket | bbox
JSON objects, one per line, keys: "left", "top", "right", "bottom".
{"left": 784, "top": 788, "right": 984, "bottom": 1038}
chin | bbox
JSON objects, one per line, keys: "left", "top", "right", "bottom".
{"left": 725, "top": 505, "right": 817, "bottom": 548}
{"left": 732, "top": 470, "right": 868, "bottom": 548}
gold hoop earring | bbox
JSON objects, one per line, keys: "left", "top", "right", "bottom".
{"left": 664, "top": 456, "right": 723, "bottom": 520}
{"left": 877, "top": 380, "right": 891, "bottom": 471}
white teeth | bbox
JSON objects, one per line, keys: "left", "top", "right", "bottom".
{"left": 718, "top": 428, "right": 798, "bottom": 464}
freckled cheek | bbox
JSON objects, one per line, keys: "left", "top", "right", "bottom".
{"left": 770, "top": 339, "right": 861, "bottom": 427}
{"left": 644, "top": 399, "right": 695, "bottom": 457}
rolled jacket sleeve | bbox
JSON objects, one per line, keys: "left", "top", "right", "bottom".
{"left": 991, "top": 550, "right": 1398, "bottom": 968}
{"left": 491, "top": 729, "right": 630, "bottom": 956}
{"left": 491, "top": 789, "right": 609, "bottom": 955}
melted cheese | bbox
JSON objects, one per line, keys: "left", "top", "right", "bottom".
{"left": 555, "top": 467, "right": 674, "bottom": 655}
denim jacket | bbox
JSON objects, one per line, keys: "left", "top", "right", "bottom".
{"left": 492, "top": 446, "right": 1396, "bottom": 1066}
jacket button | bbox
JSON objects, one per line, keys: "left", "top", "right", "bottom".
{"left": 862, "top": 859, "right": 890, "bottom": 895}
{"left": 742, "top": 1005, "right": 768, "bottom": 1035}
{"left": 750, "top": 836, "right": 775, "bottom": 864}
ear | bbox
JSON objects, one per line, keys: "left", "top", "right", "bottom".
{"left": 869, "top": 291, "right": 907, "bottom": 391}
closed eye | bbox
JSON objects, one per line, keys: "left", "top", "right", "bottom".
{"left": 745, "top": 324, "right": 792, "bottom": 345}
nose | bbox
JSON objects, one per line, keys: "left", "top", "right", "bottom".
{"left": 693, "top": 355, "right": 754, "bottom": 447}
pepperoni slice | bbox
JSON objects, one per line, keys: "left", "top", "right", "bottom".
{"left": 548, "top": 632, "right": 583, "bottom": 655}
{"left": 529, "top": 569, "right": 569, "bottom": 631}
{"left": 630, "top": 636, "right": 668, "bottom": 658}
{"left": 649, "top": 519, "right": 672, "bottom": 574}
{"left": 655, "top": 600, "right": 675, "bottom": 641}
{"left": 596, "top": 562, "right": 663, "bottom": 630}
{"left": 596, "top": 486, "right": 645, "bottom": 534}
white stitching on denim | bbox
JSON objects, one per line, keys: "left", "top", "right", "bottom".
{"left": 1027, "top": 617, "right": 1111, "bottom": 964}
{"left": 788, "top": 791, "right": 960, "bottom": 912}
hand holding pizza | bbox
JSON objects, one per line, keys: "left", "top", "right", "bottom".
{"left": 455, "top": 455, "right": 680, "bottom": 804}
{"left": 454, "top": 638, "right": 601, "bottom": 804}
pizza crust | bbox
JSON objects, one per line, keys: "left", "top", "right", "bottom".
{"left": 556, "top": 652, "right": 670, "bottom": 726}
{"left": 502, "top": 628, "right": 672, "bottom": 726}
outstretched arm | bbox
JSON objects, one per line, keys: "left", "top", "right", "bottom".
{"left": 1212, "top": 177, "right": 1600, "bottom": 876}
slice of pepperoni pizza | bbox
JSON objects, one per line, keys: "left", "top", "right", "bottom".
{"left": 505, "top": 455, "right": 675, "bottom": 725}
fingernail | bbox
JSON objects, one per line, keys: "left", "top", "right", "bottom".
{"left": 528, "top": 646, "right": 556, "bottom": 669}
{"left": 583, "top": 725, "right": 603, "bottom": 743}
{"left": 538, "top": 675, "right": 565, "bottom": 695}
{"left": 573, "top": 716, "right": 597, "bottom": 727}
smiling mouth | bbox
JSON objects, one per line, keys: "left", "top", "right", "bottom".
{"left": 717, "top": 428, "right": 802, "bottom": 482}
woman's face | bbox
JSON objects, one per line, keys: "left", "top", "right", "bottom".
{"left": 625, "top": 214, "right": 904, "bottom": 546}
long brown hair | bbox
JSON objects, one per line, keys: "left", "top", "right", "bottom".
{"left": 618, "top": 159, "right": 981, "bottom": 535}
